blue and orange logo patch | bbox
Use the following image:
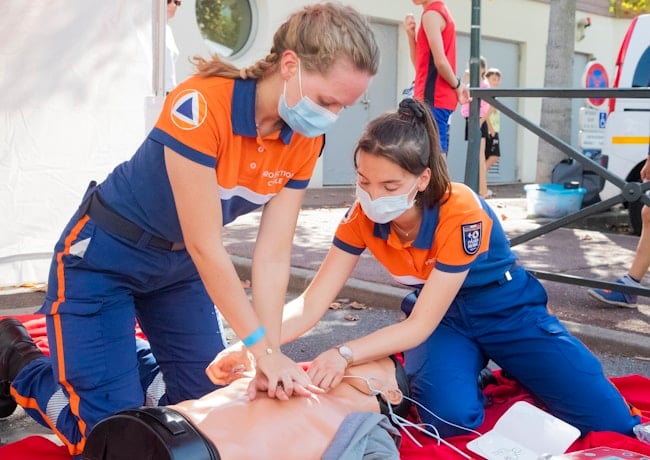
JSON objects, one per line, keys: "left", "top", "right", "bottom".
{"left": 170, "top": 89, "right": 208, "bottom": 130}
{"left": 461, "top": 221, "right": 482, "bottom": 255}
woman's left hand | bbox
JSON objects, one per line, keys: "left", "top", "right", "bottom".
{"left": 206, "top": 341, "right": 253, "bottom": 385}
{"left": 306, "top": 348, "right": 349, "bottom": 391}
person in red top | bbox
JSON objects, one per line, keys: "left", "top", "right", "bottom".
{"left": 403, "top": 0, "right": 469, "bottom": 154}
{"left": 0, "top": 3, "right": 379, "bottom": 456}
{"left": 212, "top": 98, "right": 640, "bottom": 440}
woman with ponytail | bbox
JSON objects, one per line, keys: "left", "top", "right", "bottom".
{"left": 0, "top": 3, "right": 379, "bottom": 456}
{"left": 214, "top": 97, "right": 640, "bottom": 442}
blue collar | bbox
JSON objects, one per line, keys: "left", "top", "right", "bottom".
{"left": 231, "top": 78, "right": 293, "bottom": 144}
{"left": 373, "top": 206, "right": 439, "bottom": 249}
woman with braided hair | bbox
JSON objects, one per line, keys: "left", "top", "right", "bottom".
{"left": 0, "top": 3, "right": 379, "bottom": 456}
{"left": 213, "top": 97, "right": 641, "bottom": 441}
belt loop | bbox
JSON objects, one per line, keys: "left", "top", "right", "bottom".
{"left": 136, "top": 232, "right": 153, "bottom": 248}
{"left": 78, "top": 181, "right": 98, "bottom": 216}
{"left": 84, "top": 180, "right": 98, "bottom": 199}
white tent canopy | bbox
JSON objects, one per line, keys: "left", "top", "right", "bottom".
{"left": 0, "top": 0, "right": 164, "bottom": 287}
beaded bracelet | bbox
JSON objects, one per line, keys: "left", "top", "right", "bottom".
{"left": 242, "top": 326, "right": 266, "bottom": 348}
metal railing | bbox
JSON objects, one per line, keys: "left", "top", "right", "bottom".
{"left": 470, "top": 86, "right": 650, "bottom": 297}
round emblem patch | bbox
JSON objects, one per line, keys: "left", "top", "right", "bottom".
{"left": 170, "top": 89, "right": 208, "bottom": 130}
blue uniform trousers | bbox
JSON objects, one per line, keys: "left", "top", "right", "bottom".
{"left": 12, "top": 216, "right": 225, "bottom": 454}
{"left": 403, "top": 266, "right": 640, "bottom": 438}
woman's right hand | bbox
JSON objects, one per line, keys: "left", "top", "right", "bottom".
{"left": 456, "top": 85, "right": 470, "bottom": 105}
{"left": 403, "top": 13, "right": 416, "bottom": 39}
{"left": 641, "top": 156, "right": 650, "bottom": 182}
{"left": 247, "top": 350, "right": 323, "bottom": 401}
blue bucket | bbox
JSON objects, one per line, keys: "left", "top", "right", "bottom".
{"left": 524, "top": 183, "right": 586, "bottom": 218}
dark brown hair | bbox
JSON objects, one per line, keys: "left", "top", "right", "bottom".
{"left": 353, "top": 98, "right": 451, "bottom": 209}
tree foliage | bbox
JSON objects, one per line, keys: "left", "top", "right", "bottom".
{"left": 609, "top": 0, "right": 650, "bottom": 16}
{"left": 196, "top": 0, "right": 245, "bottom": 55}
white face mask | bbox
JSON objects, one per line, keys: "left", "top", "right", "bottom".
{"left": 356, "top": 179, "right": 419, "bottom": 224}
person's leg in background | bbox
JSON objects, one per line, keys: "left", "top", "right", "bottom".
{"left": 588, "top": 204, "right": 650, "bottom": 308}
{"left": 484, "top": 132, "right": 500, "bottom": 197}
{"left": 485, "top": 151, "right": 500, "bottom": 170}
{"left": 431, "top": 107, "right": 453, "bottom": 156}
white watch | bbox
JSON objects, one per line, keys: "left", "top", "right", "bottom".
{"left": 336, "top": 345, "right": 354, "bottom": 366}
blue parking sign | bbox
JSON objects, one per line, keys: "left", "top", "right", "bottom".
{"left": 598, "top": 112, "right": 607, "bottom": 128}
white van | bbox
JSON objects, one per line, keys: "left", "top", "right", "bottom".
{"left": 599, "top": 14, "right": 650, "bottom": 234}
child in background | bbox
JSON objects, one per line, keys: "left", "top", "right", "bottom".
{"left": 484, "top": 68, "right": 503, "bottom": 188}
{"left": 461, "top": 56, "right": 491, "bottom": 197}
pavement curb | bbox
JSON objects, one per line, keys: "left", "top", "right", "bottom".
{"left": 231, "top": 255, "right": 650, "bottom": 359}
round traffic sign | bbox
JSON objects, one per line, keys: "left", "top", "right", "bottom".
{"left": 582, "top": 61, "right": 609, "bottom": 108}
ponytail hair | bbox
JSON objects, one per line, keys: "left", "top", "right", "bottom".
{"left": 354, "top": 98, "right": 450, "bottom": 208}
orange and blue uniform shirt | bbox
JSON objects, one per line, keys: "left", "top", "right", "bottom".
{"left": 333, "top": 183, "right": 517, "bottom": 290}
{"left": 332, "top": 183, "right": 640, "bottom": 439}
{"left": 14, "top": 76, "right": 325, "bottom": 456}
{"left": 98, "top": 76, "right": 324, "bottom": 240}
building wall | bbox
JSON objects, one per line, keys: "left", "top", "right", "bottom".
{"left": 171, "top": 0, "right": 635, "bottom": 184}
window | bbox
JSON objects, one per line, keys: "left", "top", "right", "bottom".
{"left": 195, "top": 0, "right": 255, "bottom": 58}
{"left": 631, "top": 47, "right": 650, "bottom": 87}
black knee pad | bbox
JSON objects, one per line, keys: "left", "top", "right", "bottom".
{"left": 83, "top": 407, "right": 220, "bottom": 460}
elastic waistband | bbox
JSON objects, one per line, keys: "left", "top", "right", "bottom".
{"left": 80, "top": 185, "right": 185, "bottom": 252}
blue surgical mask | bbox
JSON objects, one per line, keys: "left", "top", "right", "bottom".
{"left": 277, "top": 60, "right": 338, "bottom": 137}
{"left": 356, "top": 180, "right": 418, "bottom": 224}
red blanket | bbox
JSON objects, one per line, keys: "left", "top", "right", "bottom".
{"left": 398, "top": 372, "right": 650, "bottom": 459}
{"left": 1, "top": 315, "right": 649, "bottom": 459}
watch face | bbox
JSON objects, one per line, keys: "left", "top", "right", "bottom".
{"left": 338, "top": 345, "right": 353, "bottom": 363}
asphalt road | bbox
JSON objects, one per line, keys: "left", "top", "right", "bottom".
{"left": 1, "top": 182, "right": 649, "bottom": 446}
{"left": 0, "top": 292, "right": 647, "bottom": 447}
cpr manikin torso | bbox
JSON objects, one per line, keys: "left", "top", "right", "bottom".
{"left": 170, "top": 358, "right": 404, "bottom": 460}
{"left": 82, "top": 356, "right": 408, "bottom": 460}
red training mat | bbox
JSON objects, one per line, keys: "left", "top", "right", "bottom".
{"left": 1, "top": 314, "right": 649, "bottom": 459}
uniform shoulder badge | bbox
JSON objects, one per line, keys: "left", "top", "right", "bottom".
{"left": 461, "top": 221, "right": 482, "bottom": 255}
{"left": 171, "top": 89, "right": 208, "bottom": 130}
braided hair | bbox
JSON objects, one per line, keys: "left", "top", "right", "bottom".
{"left": 192, "top": 3, "right": 380, "bottom": 80}
{"left": 354, "top": 98, "right": 451, "bottom": 208}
